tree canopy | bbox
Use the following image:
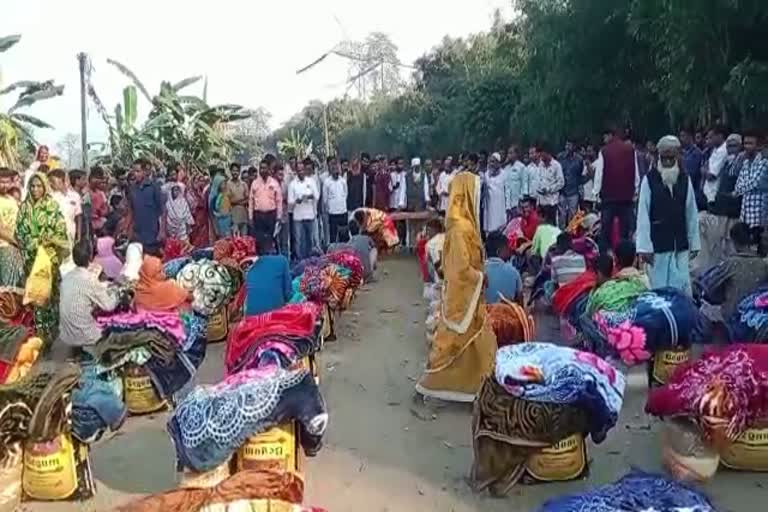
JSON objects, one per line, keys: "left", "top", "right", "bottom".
{"left": 273, "top": 0, "right": 768, "bottom": 159}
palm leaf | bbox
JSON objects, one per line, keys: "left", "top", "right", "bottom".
{"left": 8, "top": 85, "right": 64, "bottom": 112}
{"left": 107, "top": 58, "right": 152, "bottom": 102}
{"left": 0, "top": 81, "right": 41, "bottom": 96}
{"left": 10, "top": 113, "right": 53, "bottom": 129}
{"left": 0, "top": 34, "right": 21, "bottom": 53}
{"left": 172, "top": 76, "right": 202, "bottom": 92}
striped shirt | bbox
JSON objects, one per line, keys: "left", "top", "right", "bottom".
{"left": 551, "top": 250, "right": 587, "bottom": 286}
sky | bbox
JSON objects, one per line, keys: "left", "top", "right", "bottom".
{"left": 2, "top": 0, "right": 512, "bottom": 150}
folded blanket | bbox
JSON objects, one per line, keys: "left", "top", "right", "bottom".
{"left": 471, "top": 378, "right": 588, "bottom": 495}
{"left": 646, "top": 344, "right": 768, "bottom": 442}
{"left": 114, "top": 469, "right": 303, "bottom": 512}
{"left": 495, "top": 342, "right": 625, "bottom": 442}
{"left": 0, "top": 362, "right": 80, "bottom": 462}
{"left": 537, "top": 470, "right": 716, "bottom": 511}
{"left": 226, "top": 303, "right": 321, "bottom": 371}
{"left": 168, "top": 367, "right": 327, "bottom": 472}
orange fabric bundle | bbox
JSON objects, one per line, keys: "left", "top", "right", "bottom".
{"left": 486, "top": 300, "right": 534, "bottom": 347}
{"left": 114, "top": 469, "right": 303, "bottom": 512}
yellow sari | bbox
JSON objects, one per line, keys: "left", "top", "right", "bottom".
{"left": 416, "top": 172, "right": 497, "bottom": 402}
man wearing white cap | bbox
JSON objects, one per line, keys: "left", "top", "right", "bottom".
{"left": 636, "top": 135, "right": 701, "bottom": 293}
{"left": 405, "top": 157, "right": 430, "bottom": 212}
{"left": 483, "top": 152, "right": 507, "bottom": 234}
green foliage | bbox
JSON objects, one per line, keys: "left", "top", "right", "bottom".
{"left": 92, "top": 60, "right": 249, "bottom": 173}
{"left": 275, "top": 4, "right": 768, "bottom": 156}
{"left": 0, "top": 34, "right": 63, "bottom": 168}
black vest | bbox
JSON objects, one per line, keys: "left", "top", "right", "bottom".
{"left": 648, "top": 169, "right": 690, "bottom": 253}
{"left": 406, "top": 172, "right": 426, "bottom": 211}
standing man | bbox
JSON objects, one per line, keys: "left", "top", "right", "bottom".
{"left": 372, "top": 159, "right": 391, "bottom": 211}
{"left": 702, "top": 124, "right": 728, "bottom": 205}
{"left": 535, "top": 148, "right": 564, "bottom": 224}
{"left": 503, "top": 145, "right": 525, "bottom": 218}
{"left": 483, "top": 153, "right": 507, "bottom": 235}
{"left": 389, "top": 158, "right": 407, "bottom": 211}
{"left": 49, "top": 169, "right": 81, "bottom": 248}
{"left": 89, "top": 167, "right": 108, "bottom": 236}
{"left": 404, "top": 157, "right": 430, "bottom": 212}
{"left": 228, "top": 162, "right": 249, "bottom": 236}
{"left": 636, "top": 135, "right": 700, "bottom": 294}
{"left": 288, "top": 163, "right": 319, "bottom": 260}
{"left": 734, "top": 130, "right": 768, "bottom": 255}
{"left": 593, "top": 126, "right": 639, "bottom": 250}
{"left": 522, "top": 146, "right": 541, "bottom": 201}
{"left": 436, "top": 156, "right": 455, "bottom": 216}
{"left": 127, "top": 159, "right": 165, "bottom": 254}
{"left": 680, "top": 126, "right": 704, "bottom": 203}
{"left": 69, "top": 169, "right": 91, "bottom": 244}
{"left": 249, "top": 158, "right": 283, "bottom": 243}
{"left": 581, "top": 144, "right": 598, "bottom": 212}
{"left": 346, "top": 158, "right": 367, "bottom": 213}
{"left": 558, "top": 138, "right": 584, "bottom": 228}
{"left": 323, "top": 163, "right": 348, "bottom": 243}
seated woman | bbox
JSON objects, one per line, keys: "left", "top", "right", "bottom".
{"left": 134, "top": 255, "right": 190, "bottom": 312}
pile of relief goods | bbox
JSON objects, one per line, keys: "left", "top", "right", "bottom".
{"left": 471, "top": 342, "right": 625, "bottom": 496}
{"left": 115, "top": 242, "right": 370, "bottom": 511}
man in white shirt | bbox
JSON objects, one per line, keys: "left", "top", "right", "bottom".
{"left": 523, "top": 146, "right": 541, "bottom": 201}
{"left": 436, "top": 156, "right": 456, "bottom": 215}
{"left": 288, "top": 162, "right": 320, "bottom": 260}
{"left": 48, "top": 169, "right": 81, "bottom": 246}
{"left": 535, "top": 150, "right": 564, "bottom": 222}
{"left": 389, "top": 157, "right": 407, "bottom": 211}
{"left": 703, "top": 124, "right": 728, "bottom": 205}
{"left": 483, "top": 153, "right": 508, "bottom": 234}
{"left": 323, "top": 164, "right": 349, "bottom": 243}
{"left": 502, "top": 145, "right": 526, "bottom": 217}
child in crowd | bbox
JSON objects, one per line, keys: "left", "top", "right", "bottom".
{"left": 530, "top": 206, "right": 561, "bottom": 271}
{"left": 551, "top": 233, "right": 587, "bottom": 286}
{"left": 614, "top": 239, "right": 650, "bottom": 289}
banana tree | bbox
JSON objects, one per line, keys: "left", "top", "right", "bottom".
{"left": 92, "top": 59, "right": 249, "bottom": 172}
{"left": 277, "top": 129, "right": 313, "bottom": 159}
{"left": 0, "top": 34, "right": 64, "bottom": 168}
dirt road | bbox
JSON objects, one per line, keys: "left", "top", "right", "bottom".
{"left": 29, "top": 257, "right": 766, "bottom": 511}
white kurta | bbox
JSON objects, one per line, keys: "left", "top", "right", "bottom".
{"left": 484, "top": 171, "right": 507, "bottom": 233}
{"left": 636, "top": 175, "right": 701, "bottom": 295}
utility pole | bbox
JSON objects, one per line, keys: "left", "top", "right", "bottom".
{"left": 77, "top": 53, "right": 89, "bottom": 172}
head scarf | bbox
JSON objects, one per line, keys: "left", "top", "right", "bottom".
{"left": 121, "top": 243, "right": 144, "bottom": 281}
{"left": 94, "top": 237, "right": 122, "bottom": 280}
{"left": 15, "top": 172, "right": 69, "bottom": 266}
{"left": 23, "top": 171, "right": 52, "bottom": 202}
{"left": 445, "top": 172, "right": 481, "bottom": 235}
{"left": 135, "top": 256, "right": 189, "bottom": 311}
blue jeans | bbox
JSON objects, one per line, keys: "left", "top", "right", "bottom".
{"left": 294, "top": 219, "right": 316, "bottom": 260}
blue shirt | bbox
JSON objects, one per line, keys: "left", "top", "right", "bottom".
{"left": 682, "top": 144, "right": 703, "bottom": 188}
{"left": 244, "top": 255, "right": 292, "bottom": 316}
{"left": 484, "top": 257, "right": 523, "bottom": 304}
{"left": 557, "top": 153, "right": 584, "bottom": 196}
{"left": 128, "top": 180, "right": 164, "bottom": 248}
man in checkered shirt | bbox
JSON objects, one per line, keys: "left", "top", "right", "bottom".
{"left": 734, "top": 130, "right": 768, "bottom": 255}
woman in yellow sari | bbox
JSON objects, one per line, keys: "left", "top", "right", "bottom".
{"left": 416, "top": 171, "right": 497, "bottom": 402}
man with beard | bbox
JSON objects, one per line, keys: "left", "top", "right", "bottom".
{"left": 636, "top": 135, "right": 700, "bottom": 293}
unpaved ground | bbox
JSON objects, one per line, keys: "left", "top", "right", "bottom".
{"left": 29, "top": 258, "right": 767, "bottom": 511}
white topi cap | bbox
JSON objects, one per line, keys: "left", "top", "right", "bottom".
{"left": 411, "top": 157, "right": 421, "bottom": 167}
